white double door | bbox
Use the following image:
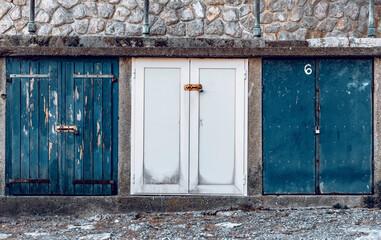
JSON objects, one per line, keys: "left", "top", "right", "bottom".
{"left": 132, "top": 58, "right": 247, "bottom": 195}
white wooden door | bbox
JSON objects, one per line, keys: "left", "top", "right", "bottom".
{"left": 132, "top": 59, "right": 189, "bottom": 194}
{"left": 132, "top": 58, "right": 247, "bottom": 195}
{"left": 189, "top": 59, "right": 247, "bottom": 195}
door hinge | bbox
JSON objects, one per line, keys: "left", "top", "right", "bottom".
{"left": 133, "top": 69, "right": 136, "bottom": 80}
{"left": 6, "top": 78, "right": 12, "bottom": 83}
{"left": 244, "top": 71, "right": 247, "bottom": 81}
{"left": 132, "top": 174, "right": 135, "bottom": 184}
{"left": 243, "top": 175, "right": 247, "bottom": 185}
{"left": 112, "top": 78, "right": 118, "bottom": 83}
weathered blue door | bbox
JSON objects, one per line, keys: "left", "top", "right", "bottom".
{"left": 6, "top": 58, "right": 118, "bottom": 195}
{"left": 263, "top": 59, "right": 372, "bottom": 194}
{"left": 318, "top": 59, "right": 372, "bottom": 194}
{"left": 263, "top": 59, "right": 316, "bottom": 194}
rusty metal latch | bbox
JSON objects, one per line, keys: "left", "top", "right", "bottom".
{"left": 184, "top": 84, "right": 203, "bottom": 92}
{"left": 56, "top": 125, "right": 78, "bottom": 134}
{"left": 6, "top": 179, "right": 50, "bottom": 187}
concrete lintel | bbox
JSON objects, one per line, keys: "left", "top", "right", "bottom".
{"left": 0, "top": 195, "right": 369, "bottom": 216}
{"left": 2, "top": 47, "right": 381, "bottom": 58}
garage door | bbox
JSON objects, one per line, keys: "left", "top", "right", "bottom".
{"left": 263, "top": 59, "right": 372, "bottom": 194}
{"left": 5, "top": 58, "right": 119, "bottom": 195}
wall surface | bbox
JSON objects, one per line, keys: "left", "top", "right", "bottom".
{"left": 0, "top": 0, "right": 380, "bottom": 40}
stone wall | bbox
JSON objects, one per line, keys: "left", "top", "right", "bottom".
{"left": 0, "top": 0, "right": 380, "bottom": 41}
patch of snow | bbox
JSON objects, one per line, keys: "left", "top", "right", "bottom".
{"left": 67, "top": 224, "right": 95, "bottom": 230}
{"left": 217, "top": 211, "right": 235, "bottom": 217}
{"left": 79, "top": 233, "right": 111, "bottom": 240}
{"left": 0, "top": 233, "right": 12, "bottom": 239}
{"left": 215, "top": 222, "right": 242, "bottom": 228}
{"left": 24, "top": 232, "right": 49, "bottom": 237}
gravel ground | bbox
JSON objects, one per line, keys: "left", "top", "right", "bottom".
{"left": 0, "top": 207, "right": 381, "bottom": 239}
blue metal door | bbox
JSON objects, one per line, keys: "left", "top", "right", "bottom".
{"left": 6, "top": 58, "right": 118, "bottom": 195}
{"left": 263, "top": 59, "right": 316, "bottom": 194}
{"left": 263, "top": 59, "right": 373, "bottom": 194}
{"left": 318, "top": 59, "right": 372, "bottom": 194}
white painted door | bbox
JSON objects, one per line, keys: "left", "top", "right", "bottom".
{"left": 132, "top": 59, "right": 189, "bottom": 194}
{"left": 189, "top": 59, "right": 247, "bottom": 195}
{"left": 132, "top": 58, "right": 247, "bottom": 195}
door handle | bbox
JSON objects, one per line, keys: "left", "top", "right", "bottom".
{"left": 56, "top": 125, "right": 78, "bottom": 134}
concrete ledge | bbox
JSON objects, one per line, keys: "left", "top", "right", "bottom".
{"left": 0, "top": 196, "right": 370, "bottom": 216}
{"left": 0, "top": 36, "right": 381, "bottom": 57}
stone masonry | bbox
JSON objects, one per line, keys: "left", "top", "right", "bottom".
{"left": 0, "top": 0, "right": 380, "bottom": 44}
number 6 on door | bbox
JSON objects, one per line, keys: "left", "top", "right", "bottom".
{"left": 304, "top": 64, "right": 312, "bottom": 75}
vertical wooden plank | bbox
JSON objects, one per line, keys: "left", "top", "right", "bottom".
{"left": 103, "top": 60, "right": 112, "bottom": 195}
{"left": 29, "top": 61, "right": 39, "bottom": 194}
{"left": 48, "top": 61, "right": 59, "bottom": 194}
{"left": 262, "top": 59, "right": 316, "bottom": 194}
{"left": 7, "top": 59, "right": 20, "bottom": 195}
{"left": 74, "top": 61, "right": 84, "bottom": 195}
{"left": 39, "top": 61, "right": 49, "bottom": 194}
{"left": 20, "top": 60, "right": 30, "bottom": 194}
{"left": 58, "top": 62, "right": 66, "bottom": 194}
{"left": 66, "top": 62, "right": 75, "bottom": 195}
{"left": 93, "top": 62, "right": 103, "bottom": 195}
{"left": 84, "top": 61, "right": 94, "bottom": 195}
{"left": 319, "top": 59, "right": 372, "bottom": 194}
{"left": 111, "top": 58, "right": 118, "bottom": 194}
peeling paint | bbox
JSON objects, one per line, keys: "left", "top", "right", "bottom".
{"left": 30, "top": 78, "right": 34, "bottom": 91}
{"left": 44, "top": 98, "right": 48, "bottom": 124}
{"left": 49, "top": 142, "right": 53, "bottom": 157}
{"left": 97, "top": 134, "right": 101, "bottom": 148}
{"left": 77, "top": 110, "right": 81, "bottom": 121}
{"left": 75, "top": 87, "right": 79, "bottom": 100}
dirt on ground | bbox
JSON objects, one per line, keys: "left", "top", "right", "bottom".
{"left": 0, "top": 207, "right": 380, "bottom": 239}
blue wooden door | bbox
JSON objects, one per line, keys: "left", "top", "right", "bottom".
{"left": 318, "top": 59, "right": 372, "bottom": 194}
{"left": 263, "top": 59, "right": 316, "bottom": 194}
{"left": 263, "top": 59, "right": 372, "bottom": 194}
{"left": 6, "top": 58, "right": 118, "bottom": 195}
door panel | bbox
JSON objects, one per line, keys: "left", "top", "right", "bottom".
{"left": 319, "top": 59, "right": 372, "bottom": 194}
{"left": 133, "top": 59, "right": 189, "bottom": 194}
{"left": 144, "top": 68, "right": 181, "bottom": 184}
{"left": 189, "top": 59, "right": 246, "bottom": 195}
{"left": 263, "top": 59, "right": 316, "bottom": 194}
{"left": 198, "top": 69, "right": 235, "bottom": 185}
{"left": 6, "top": 58, "right": 118, "bottom": 195}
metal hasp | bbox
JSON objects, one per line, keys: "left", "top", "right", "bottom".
{"left": 28, "top": 0, "right": 36, "bottom": 33}
{"left": 184, "top": 84, "right": 203, "bottom": 91}
{"left": 56, "top": 125, "right": 79, "bottom": 134}
{"left": 368, "top": 0, "right": 376, "bottom": 37}
{"left": 143, "top": 0, "right": 150, "bottom": 36}
{"left": 253, "top": 0, "right": 261, "bottom": 37}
